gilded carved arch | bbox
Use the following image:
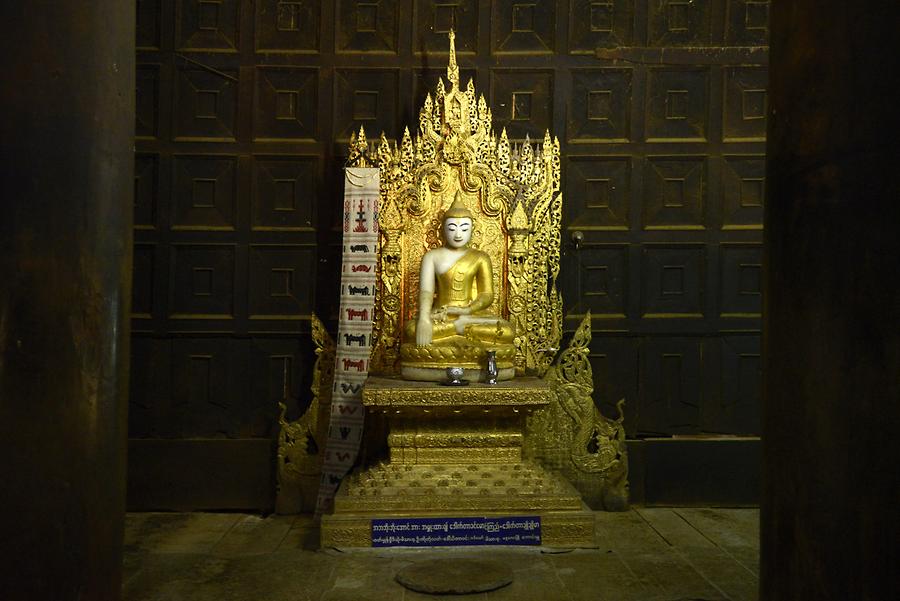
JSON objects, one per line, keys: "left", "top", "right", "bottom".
{"left": 348, "top": 31, "right": 562, "bottom": 377}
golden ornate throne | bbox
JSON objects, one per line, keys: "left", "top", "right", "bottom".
{"left": 278, "top": 33, "right": 628, "bottom": 548}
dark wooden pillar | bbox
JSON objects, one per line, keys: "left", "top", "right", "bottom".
{"left": 0, "top": 2, "right": 134, "bottom": 600}
{"left": 763, "top": 2, "right": 900, "bottom": 599}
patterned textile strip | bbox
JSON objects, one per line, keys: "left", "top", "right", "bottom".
{"left": 315, "top": 167, "right": 380, "bottom": 517}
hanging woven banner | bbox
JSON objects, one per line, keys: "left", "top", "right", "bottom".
{"left": 315, "top": 167, "right": 380, "bottom": 517}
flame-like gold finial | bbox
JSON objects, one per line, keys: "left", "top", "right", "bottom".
{"left": 443, "top": 191, "right": 473, "bottom": 219}
{"left": 447, "top": 29, "right": 459, "bottom": 90}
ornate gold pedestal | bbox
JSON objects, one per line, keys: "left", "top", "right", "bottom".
{"left": 320, "top": 377, "right": 596, "bottom": 548}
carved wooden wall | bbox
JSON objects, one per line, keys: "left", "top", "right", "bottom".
{"left": 132, "top": 0, "right": 767, "bottom": 498}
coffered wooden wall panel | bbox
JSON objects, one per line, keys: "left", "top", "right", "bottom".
{"left": 133, "top": 0, "right": 767, "bottom": 442}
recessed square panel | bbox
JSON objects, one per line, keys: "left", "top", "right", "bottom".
{"left": 336, "top": 0, "right": 398, "bottom": 53}
{"left": 274, "top": 180, "right": 296, "bottom": 210}
{"left": 587, "top": 179, "right": 611, "bottom": 208}
{"left": 171, "top": 245, "right": 235, "bottom": 318}
{"left": 726, "top": 0, "right": 769, "bottom": 45}
{"left": 193, "top": 267, "right": 214, "bottom": 295}
{"left": 254, "top": 67, "right": 318, "bottom": 141}
{"left": 665, "top": 90, "right": 688, "bottom": 120}
{"left": 646, "top": 68, "right": 709, "bottom": 141}
{"left": 739, "top": 264, "right": 760, "bottom": 294}
{"left": 414, "top": 0, "right": 477, "bottom": 54}
{"left": 573, "top": 245, "right": 628, "bottom": 317}
{"left": 357, "top": 3, "right": 378, "bottom": 31}
{"left": 587, "top": 265, "right": 609, "bottom": 293}
{"left": 587, "top": 91, "right": 612, "bottom": 120}
{"left": 174, "top": 67, "right": 237, "bottom": 141}
{"left": 256, "top": 0, "right": 320, "bottom": 52}
{"left": 722, "top": 156, "right": 765, "bottom": 229}
{"left": 663, "top": 178, "right": 685, "bottom": 207}
{"left": 275, "top": 91, "right": 297, "bottom": 119}
{"left": 277, "top": 1, "right": 300, "bottom": 30}
{"left": 568, "top": 69, "right": 631, "bottom": 142}
{"left": 642, "top": 246, "right": 705, "bottom": 318}
{"left": 434, "top": 4, "right": 456, "bottom": 31}
{"left": 252, "top": 156, "right": 317, "bottom": 230}
{"left": 490, "top": 70, "right": 553, "bottom": 139}
{"left": 569, "top": 0, "right": 634, "bottom": 53}
{"left": 137, "top": 0, "right": 161, "bottom": 49}
{"left": 333, "top": 69, "right": 399, "bottom": 141}
{"left": 199, "top": 1, "right": 220, "bottom": 30}
{"left": 177, "top": 0, "right": 239, "bottom": 51}
{"left": 587, "top": 338, "right": 640, "bottom": 434}
{"left": 249, "top": 245, "right": 315, "bottom": 318}
{"left": 566, "top": 157, "right": 631, "bottom": 230}
{"left": 720, "top": 336, "right": 762, "bottom": 434}
{"left": 173, "top": 155, "right": 237, "bottom": 230}
{"left": 649, "top": 0, "right": 711, "bottom": 46}
{"left": 741, "top": 179, "right": 764, "bottom": 207}
{"left": 353, "top": 91, "right": 379, "bottom": 120}
{"left": 511, "top": 91, "right": 533, "bottom": 120}
{"left": 269, "top": 268, "right": 294, "bottom": 296}
{"left": 661, "top": 265, "right": 684, "bottom": 295}
{"left": 196, "top": 90, "right": 219, "bottom": 118}
{"left": 124, "top": 340, "right": 166, "bottom": 435}
{"left": 742, "top": 89, "right": 766, "bottom": 120}
{"left": 249, "top": 339, "right": 307, "bottom": 412}
{"left": 134, "top": 154, "right": 159, "bottom": 229}
{"left": 640, "top": 338, "right": 702, "bottom": 435}
{"left": 170, "top": 339, "right": 240, "bottom": 434}
{"left": 269, "top": 354, "right": 294, "bottom": 400}
{"left": 721, "top": 245, "right": 762, "bottom": 317}
{"left": 512, "top": 3, "right": 535, "bottom": 31}
{"left": 643, "top": 157, "right": 706, "bottom": 230}
{"left": 492, "top": 0, "right": 555, "bottom": 54}
{"left": 132, "top": 244, "right": 156, "bottom": 317}
{"left": 724, "top": 67, "right": 768, "bottom": 141}
{"left": 136, "top": 65, "right": 159, "bottom": 139}
{"left": 745, "top": 1, "right": 769, "bottom": 29}
{"left": 667, "top": 1, "right": 689, "bottom": 31}
{"left": 590, "top": 2, "right": 613, "bottom": 31}
{"left": 188, "top": 356, "right": 212, "bottom": 407}
{"left": 191, "top": 179, "right": 217, "bottom": 207}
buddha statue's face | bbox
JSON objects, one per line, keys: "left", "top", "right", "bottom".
{"left": 443, "top": 217, "right": 473, "bottom": 249}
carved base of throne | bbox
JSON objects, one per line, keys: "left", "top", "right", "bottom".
{"left": 319, "top": 377, "right": 596, "bottom": 548}
{"left": 398, "top": 338, "right": 517, "bottom": 382}
{"left": 399, "top": 365, "right": 516, "bottom": 382}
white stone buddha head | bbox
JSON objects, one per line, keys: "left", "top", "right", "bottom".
{"left": 442, "top": 196, "right": 473, "bottom": 249}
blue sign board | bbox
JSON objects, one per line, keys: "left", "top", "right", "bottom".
{"left": 371, "top": 516, "right": 541, "bottom": 547}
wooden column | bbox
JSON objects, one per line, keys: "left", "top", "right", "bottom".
{"left": 0, "top": 1, "right": 134, "bottom": 599}
{"left": 763, "top": 2, "right": 900, "bottom": 599}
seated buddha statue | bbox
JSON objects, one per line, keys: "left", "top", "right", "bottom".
{"left": 400, "top": 196, "right": 517, "bottom": 382}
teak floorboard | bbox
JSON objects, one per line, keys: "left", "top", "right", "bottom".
{"left": 123, "top": 508, "right": 760, "bottom": 601}
{"left": 633, "top": 508, "right": 758, "bottom": 601}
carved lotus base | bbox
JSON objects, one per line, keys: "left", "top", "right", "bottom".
{"left": 400, "top": 365, "right": 516, "bottom": 382}
{"left": 399, "top": 337, "right": 516, "bottom": 382}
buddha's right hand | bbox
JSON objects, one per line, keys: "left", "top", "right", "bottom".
{"left": 415, "top": 317, "right": 433, "bottom": 346}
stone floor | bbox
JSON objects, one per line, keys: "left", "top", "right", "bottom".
{"left": 123, "top": 508, "right": 759, "bottom": 601}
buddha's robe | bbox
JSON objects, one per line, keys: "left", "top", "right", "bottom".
{"left": 404, "top": 249, "right": 514, "bottom": 344}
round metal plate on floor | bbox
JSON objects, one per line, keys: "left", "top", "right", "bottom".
{"left": 395, "top": 558, "right": 514, "bottom": 594}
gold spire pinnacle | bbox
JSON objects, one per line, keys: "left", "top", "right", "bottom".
{"left": 447, "top": 30, "right": 459, "bottom": 90}
{"left": 443, "top": 191, "right": 473, "bottom": 220}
